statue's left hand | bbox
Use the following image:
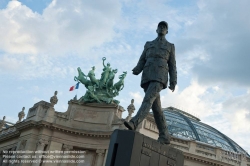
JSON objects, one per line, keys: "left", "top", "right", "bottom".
{"left": 168, "top": 84, "right": 175, "bottom": 92}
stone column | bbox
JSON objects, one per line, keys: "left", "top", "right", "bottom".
{"left": 215, "top": 147, "right": 222, "bottom": 161}
{"left": 240, "top": 153, "right": 248, "bottom": 166}
{"left": 102, "top": 149, "right": 108, "bottom": 166}
{"left": 95, "top": 149, "right": 105, "bottom": 166}
{"left": 43, "top": 141, "right": 62, "bottom": 166}
{"left": 14, "top": 140, "right": 26, "bottom": 166}
{"left": 1, "top": 149, "right": 8, "bottom": 166}
{"left": 60, "top": 144, "right": 73, "bottom": 166}
{"left": 0, "top": 150, "right": 3, "bottom": 165}
{"left": 9, "top": 146, "right": 17, "bottom": 166}
{"left": 32, "top": 139, "right": 48, "bottom": 166}
{"left": 188, "top": 140, "right": 196, "bottom": 154}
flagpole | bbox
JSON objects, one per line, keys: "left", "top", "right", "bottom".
{"left": 70, "top": 82, "right": 80, "bottom": 100}
{"left": 75, "top": 87, "right": 78, "bottom": 99}
{"left": 75, "top": 82, "right": 80, "bottom": 100}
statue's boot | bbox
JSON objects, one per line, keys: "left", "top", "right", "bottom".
{"left": 155, "top": 116, "right": 171, "bottom": 144}
{"left": 152, "top": 96, "right": 171, "bottom": 145}
{"left": 124, "top": 100, "right": 151, "bottom": 131}
{"left": 124, "top": 121, "right": 136, "bottom": 131}
{"left": 124, "top": 82, "right": 163, "bottom": 130}
{"left": 157, "top": 127, "right": 171, "bottom": 145}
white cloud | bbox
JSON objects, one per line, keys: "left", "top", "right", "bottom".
{"left": 228, "top": 109, "right": 250, "bottom": 131}
{"left": 161, "top": 81, "right": 221, "bottom": 119}
{"left": 0, "top": 0, "right": 133, "bottom": 79}
{"left": 222, "top": 93, "right": 250, "bottom": 150}
{"left": 0, "top": 0, "right": 121, "bottom": 55}
{"left": 160, "top": 80, "right": 250, "bottom": 153}
{"left": 0, "top": 55, "right": 23, "bottom": 72}
{"left": 0, "top": 54, "right": 74, "bottom": 79}
{"left": 129, "top": 91, "right": 143, "bottom": 105}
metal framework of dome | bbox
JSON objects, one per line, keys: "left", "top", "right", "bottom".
{"left": 163, "top": 106, "right": 249, "bottom": 157}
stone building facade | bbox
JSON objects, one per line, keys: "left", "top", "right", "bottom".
{"left": 0, "top": 96, "right": 250, "bottom": 166}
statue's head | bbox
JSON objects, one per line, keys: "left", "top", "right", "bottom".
{"left": 156, "top": 21, "right": 168, "bottom": 36}
{"left": 92, "top": 66, "right": 95, "bottom": 70}
{"left": 3, "top": 116, "right": 5, "bottom": 120}
{"left": 107, "top": 63, "right": 110, "bottom": 66}
{"left": 54, "top": 91, "right": 58, "bottom": 96}
{"left": 113, "top": 69, "right": 118, "bottom": 73}
{"left": 131, "top": 99, "right": 134, "bottom": 103}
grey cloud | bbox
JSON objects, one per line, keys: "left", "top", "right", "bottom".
{"left": 176, "top": 0, "right": 250, "bottom": 87}
{"left": 223, "top": 92, "right": 250, "bottom": 117}
{"left": 246, "top": 111, "right": 250, "bottom": 121}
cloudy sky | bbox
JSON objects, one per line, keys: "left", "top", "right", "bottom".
{"left": 0, "top": 0, "right": 249, "bottom": 153}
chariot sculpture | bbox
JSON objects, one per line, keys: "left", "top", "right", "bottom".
{"left": 74, "top": 57, "right": 127, "bottom": 104}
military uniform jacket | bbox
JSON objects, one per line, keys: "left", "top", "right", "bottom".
{"left": 133, "top": 38, "right": 177, "bottom": 89}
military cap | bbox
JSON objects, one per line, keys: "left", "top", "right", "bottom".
{"left": 158, "top": 21, "right": 168, "bottom": 29}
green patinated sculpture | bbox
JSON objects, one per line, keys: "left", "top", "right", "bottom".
{"left": 74, "top": 57, "right": 127, "bottom": 104}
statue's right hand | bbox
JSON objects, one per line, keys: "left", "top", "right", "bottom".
{"left": 132, "top": 69, "right": 140, "bottom": 75}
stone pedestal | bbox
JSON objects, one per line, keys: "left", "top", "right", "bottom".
{"left": 105, "top": 129, "right": 184, "bottom": 166}
{"left": 55, "top": 101, "right": 124, "bottom": 131}
{"left": 26, "top": 101, "right": 51, "bottom": 122}
{"left": 26, "top": 100, "right": 125, "bottom": 132}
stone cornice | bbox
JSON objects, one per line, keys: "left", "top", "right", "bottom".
{"left": 183, "top": 152, "right": 225, "bottom": 166}
{"left": 68, "top": 100, "right": 119, "bottom": 108}
{"left": 13, "top": 120, "right": 112, "bottom": 138}
{"left": 0, "top": 128, "right": 20, "bottom": 142}
{"left": 0, "top": 143, "right": 18, "bottom": 151}
{"left": 171, "top": 137, "right": 189, "bottom": 145}
{"left": 145, "top": 113, "right": 155, "bottom": 122}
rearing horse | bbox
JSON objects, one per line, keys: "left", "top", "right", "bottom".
{"left": 74, "top": 67, "right": 92, "bottom": 88}
{"left": 113, "top": 71, "right": 127, "bottom": 94}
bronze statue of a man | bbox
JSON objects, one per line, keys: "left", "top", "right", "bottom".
{"left": 124, "top": 21, "right": 177, "bottom": 144}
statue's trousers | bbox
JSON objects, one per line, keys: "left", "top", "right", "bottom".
{"left": 130, "top": 81, "right": 170, "bottom": 138}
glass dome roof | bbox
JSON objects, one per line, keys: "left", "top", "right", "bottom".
{"left": 163, "top": 107, "right": 249, "bottom": 156}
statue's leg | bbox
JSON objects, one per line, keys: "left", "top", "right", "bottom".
{"left": 129, "top": 81, "right": 163, "bottom": 129}
{"left": 152, "top": 95, "right": 171, "bottom": 144}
